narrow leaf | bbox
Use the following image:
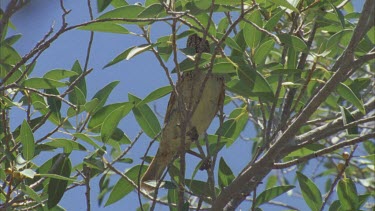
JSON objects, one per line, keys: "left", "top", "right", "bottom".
{"left": 337, "top": 83, "right": 365, "bottom": 114}
{"left": 47, "top": 156, "right": 72, "bottom": 208}
{"left": 91, "top": 81, "right": 120, "bottom": 113}
{"left": 101, "top": 103, "right": 133, "bottom": 142}
{"left": 297, "top": 171, "right": 322, "bottom": 211}
{"left": 279, "top": 34, "right": 308, "bottom": 52}
{"left": 78, "top": 22, "right": 130, "bottom": 34}
{"left": 43, "top": 69, "right": 78, "bottom": 80}
{"left": 337, "top": 178, "right": 359, "bottom": 210}
{"left": 218, "top": 157, "right": 235, "bottom": 188}
{"left": 20, "top": 120, "right": 35, "bottom": 160}
{"left": 138, "top": 85, "right": 172, "bottom": 106}
{"left": 340, "top": 106, "right": 359, "bottom": 135}
{"left": 23, "top": 78, "right": 67, "bottom": 89}
{"left": 137, "top": 3, "right": 164, "bottom": 18}
{"left": 105, "top": 165, "right": 146, "bottom": 206}
{"left": 255, "top": 185, "right": 295, "bottom": 207}
{"left": 129, "top": 94, "right": 161, "bottom": 139}
{"left": 268, "top": 0, "right": 299, "bottom": 13}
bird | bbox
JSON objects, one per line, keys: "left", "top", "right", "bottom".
{"left": 140, "top": 34, "right": 225, "bottom": 192}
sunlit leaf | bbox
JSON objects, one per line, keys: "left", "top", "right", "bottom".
{"left": 78, "top": 22, "right": 130, "bottom": 34}
{"left": 23, "top": 78, "right": 67, "bottom": 89}
{"left": 337, "top": 178, "right": 359, "bottom": 210}
{"left": 129, "top": 94, "right": 161, "bottom": 139}
{"left": 218, "top": 157, "right": 235, "bottom": 189}
{"left": 101, "top": 104, "right": 133, "bottom": 142}
{"left": 138, "top": 85, "right": 172, "bottom": 106}
{"left": 20, "top": 120, "right": 35, "bottom": 160}
{"left": 297, "top": 172, "right": 322, "bottom": 211}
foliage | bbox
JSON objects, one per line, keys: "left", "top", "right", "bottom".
{"left": 0, "top": 0, "right": 374, "bottom": 210}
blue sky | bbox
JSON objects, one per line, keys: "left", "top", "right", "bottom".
{"left": 5, "top": 0, "right": 366, "bottom": 210}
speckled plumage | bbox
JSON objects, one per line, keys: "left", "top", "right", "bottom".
{"left": 141, "top": 34, "right": 225, "bottom": 192}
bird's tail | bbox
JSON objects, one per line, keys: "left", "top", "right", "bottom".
{"left": 141, "top": 148, "right": 174, "bottom": 192}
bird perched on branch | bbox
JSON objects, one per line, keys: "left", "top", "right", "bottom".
{"left": 140, "top": 34, "right": 225, "bottom": 192}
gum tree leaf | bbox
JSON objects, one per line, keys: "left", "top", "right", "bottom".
{"left": 19, "top": 120, "right": 35, "bottom": 160}
{"left": 129, "top": 94, "right": 161, "bottom": 139}
{"left": 297, "top": 171, "right": 322, "bottom": 211}
{"left": 255, "top": 185, "right": 295, "bottom": 207}
{"left": 78, "top": 22, "right": 130, "bottom": 34}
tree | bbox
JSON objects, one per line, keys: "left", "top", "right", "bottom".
{"left": 0, "top": 0, "right": 374, "bottom": 210}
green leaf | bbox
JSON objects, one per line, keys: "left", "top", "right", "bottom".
{"left": 111, "top": 0, "right": 129, "bottom": 8}
{"left": 340, "top": 106, "right": 359, "bottom": 135}
{"left": 255, "top": 185, "right": 295, "bottom": 207}
{"left": 243, "top": 10, "right": 263, "bottom": 49}
{"left": 20, "top": 120, "right": 35, "bottom": 160}
{"left": 254, "top": 40, "right": 275, "bottom": 65}
{"left": 22, "top": 78, "right": 67, "bottom": 89}
{"left": 185, "top": 179, "right": 219, "bottom": 197}
{"left": 270, "top": 69, "right": 301, "bottom": 75}
{"left": 47, "top": 155, "right": 72, "bottom": 209}
{"left": 78, "top": 22, "right": 130, "bottom": 34}
{"left": 337, "top": 83, "right": 365, "bottom": 114}
{"left": 105, "top": 165, "right": 146, "bottom": 206}
{"left": 184, "top": 13, "right": 216, "bottom": 37}
{"left": 43, "top": 69, "right": 78, "bottom": 80}
{"left": 296, "top": 171, "right": 322, "bottom": 211}
{"left": 69, "top": 60, "right": 87, "bottom": 103}
{"left": 73, "top": 133, "right": 106, "bottom": 153}
{"left": 337, "top": 178, "right": 359, "bottom": 210}
{"left": 157, "top": 35, "right": 173, "bottom": 62}
{"left": 325, "top": 30, "right": 353, "bottom": 55}
{"left": 98, "top": 5, "right": 148, "bottom": 25}
{"left": 268, "top": 0, "right": 299, "bottom": 13}
{"left": 129, "top": 94, "right": 161, "bottom": 139}
{"left": 218, "top": 157, "right": 235, "bottom": 189}
{"left": 172, "top": 53, "right": 210, "bottom": 73}
{"left": 285, "top": 144, "right": 324, "bottom": 159}
{"left": 137, "top": 3, "right": 164, "bottom": 18}
{"left": 88, "top": 102, "right": 132, "bottom": 132}
{"left": 168, "top": 188, "right": 179, "bottom": 211}
{"left": 38, "top": 173, "right": 75, "bottom": 182}
{"left": 85, "top": 98, "right": 100, "bottom": 113}
{"left": 97, "top": 0, "right": 112, "bottom": 13}
{"left": 213, "top": 57, "right": 238, "bottom": 74}
{"left": 216, "top": 107, "right": 248, "bottom": 146}
{"left": 217, "top": 17, "right": 229, "bottom": 34}
{"left": 69, "top": 86, "right": 86, "bottom": 106}
{"left": 0, "top": 44, "right": 21, "bottom": 67}
{"left": 21, "top": 183, "right": 42, "bottom": 203}
{"left": 104, "top": 45, "right": 154, "bottom": 68}
{"left": 217, "top": 119, "right": 236, "bottom": 140}
{"left": 138, "top": 85, "right": 172, "bottom": 106}
{"left": 328, "top": 200, "right": 341, "bottom": 211}
{"left": 44, "top": 138, "right": 86, "bottom": 153}
{"left": 226, "top": 38, "right": 243, "bottom": 53}
{"left": 229, "top": 62, "right": 274, "bottom": 101}
{"left": 45, "top": 88, "right": 62, "bottom": 120}
{"left": 286, "top": 47, "right": 298, "bottom": 69}
{"left": 101, "top": 103, "right": 133, "bottom": 142}
{"left": 264, "top": 9, "right": 285, "bottom": 31}
{"left": 279, "top": 34, "right": 308, "bottom": 52}
{"left": 329, "top": 1, "right": 345, "bottom": 28}
{"left": 91, "top": 81, "right": 120, "bottom": 113}
{"left": 2, "top": 34, "right": 22, "bottom": 46}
